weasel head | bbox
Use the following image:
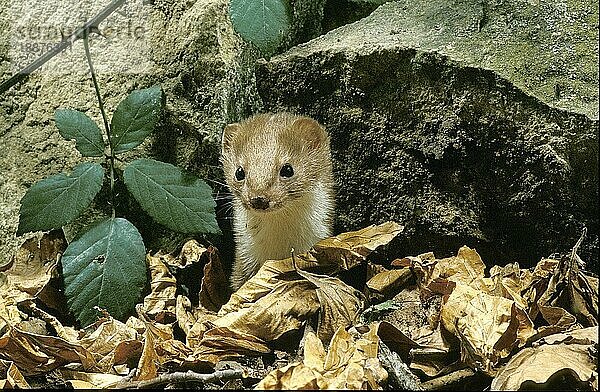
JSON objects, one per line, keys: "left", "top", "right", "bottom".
{"left": 221, "top": 113, "right": 332, "bottom": 214}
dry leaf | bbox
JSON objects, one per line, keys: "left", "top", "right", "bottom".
{"left": 59, "top": 369, "right": 124, "bottom": 389}
{"left": 311, "top": 221, "right": 404, "bottom": 271}
{"left": 0, "top": 231, "right": 66, "bottom": 331}
{"left": 176, "top": 295, "right": 198, "bottom": 337}
{"left": 205, "top": 257, "right": 364, "bottom": 358}
{"left": 441, "top": 283, "right": 535, "bottom": 373}
{"left": 296, "top": 268, "right": 365, "bottom": 342}
{"left": 185, "top": 304, "right": 219, "bottom": 349}
{"left": 366, "top": 268, "right": 413, "bottom": 300}
{"left": 520, "top": 258, "right": 559, "bottom": 320}
{"left": 5, "top": 230, "right": 65, "bottom": 298}
{"left": 136, "top": 322, "right": 170, "bottom": 381}
{"left": 76, "top": 317, "right": 140, "bottom": 372}
{"left": 0, "top": 326, "right": 96, "bottom": 375}
{"left": 429, "top": 246, "right": 486, "bottom": 287}
{"left": 214, "top": 278, "right": 320, "bottom": 342}
{"left": 17, "top": 300, "right": 79, "bottom": 343}
{"left": 140, "top": 251, "right": 178, "bottom": 323}
{"left": 161, "top": 239, "right": 208, "bottom": 269}
{"left": 376, "top": 313, "right": 457, "bottom": 378}
{"left": 374, "top": 321, "right": 421, "bottom": 363}
{"left": 401, "top": 252, "right": 436, "bottom": 287}
{"left": 219, "top": 252, "right": 320, "bottom": 315}
{"left": 257, "top": 324, "right": 387, "bottom": 389}
{"left": 137, "top": 320, "right": 209, "bottom": 375}
{"left": 0, "top": 301, "right": 23, "bottom": 335}
{"left": 536, "top": 244, "right": 598, "bottom": 327}
{"left": 198, "top": 246, "right": 229, "bottom": 312}
{"left": 491, "top": 327, "right": 598, "bottom": 390}
{"left": 0, "top": 359, "right": 29, "bottom": 388}
{"left": 211, "top": 223, "right": 398, "bottom": 352}
{"left": 154, "top": 337, "right": 196, "bottom": 368}
{"left": 210, "top": 252, "right": 322, "bottom": 349}
{"left": 488, "top": 263, "right": 530, "bottom": 310}
{"left": 112, "top": 339, "right": 143, "bottom": 367}
{"left": 193, "top": 326, "right": 271, "bottom": 365}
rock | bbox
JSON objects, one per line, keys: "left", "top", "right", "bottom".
{"left": 256, "top": 0, "right": 599, "bottom": 267}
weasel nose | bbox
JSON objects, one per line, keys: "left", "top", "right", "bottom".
{"left": 249, "top": 197, "right": 270, "bottom": 210}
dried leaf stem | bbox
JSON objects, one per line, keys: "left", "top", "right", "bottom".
{"left": 113, "top": 369, "right": 245, "bottom": 389}
{"left": 420, "top": 368, "right": 477, "bottom": 390}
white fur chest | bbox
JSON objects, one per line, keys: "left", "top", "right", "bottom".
{"left": 230, "top": 183, "right": 334, "bottom": 289}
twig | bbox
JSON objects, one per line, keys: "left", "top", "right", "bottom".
{"left": 570, "top": 227, "right": 587, "bottom": 259}
{"left": 420, "top": 368, "right": 476, "bottom": 390}
{"left": 378, "top": 341, "right": 423, "bottom": 390}
{"left": 569, "top": 227, "right": 587, "bottom": 270}
{"left": 0, "top": 0, "right": 126, "bottom": 95}
{"left": 113, "top": 369, "right": 245, "bottom": 389}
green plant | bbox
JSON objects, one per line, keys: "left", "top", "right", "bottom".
{"left": 229, "top": 0, "right": 292, "bottom": 56}
{"left": 17, "top": 31, "right": 220, "bottom": 327}
{"left": 228, "top": 0, "right": 393, "bottom": 56}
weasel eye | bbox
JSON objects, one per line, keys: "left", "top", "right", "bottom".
{"left": 235, "top": 166, "right": 245, "bottom": 181}
{"left": 280, "top": 163, "right": 294, "bottom": 178}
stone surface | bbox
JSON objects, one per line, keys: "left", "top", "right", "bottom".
{"left": 256, "top": 0, "right": 599, "bottom": 267}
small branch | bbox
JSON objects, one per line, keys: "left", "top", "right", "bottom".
{"left": 420, "top": 368, "right": 476, "bottom": 390}
{"left": 0, "top": 0, "right": 126, "bottom": 95}
{"left": 113, "top": 369, "right": 245, "bottom": 389}
{"left": 378, "top": 341, "right": 423, "bottom": 390}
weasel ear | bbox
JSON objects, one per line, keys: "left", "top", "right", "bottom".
{"left": 222, "top": 123, "right": 240, "bottom": 152}
{"left": 292, "top": 117, "right": 328, "bottom": 150}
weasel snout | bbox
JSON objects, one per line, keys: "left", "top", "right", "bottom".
{"left": 249, "top": 196, "right": 270, "bottom": 210}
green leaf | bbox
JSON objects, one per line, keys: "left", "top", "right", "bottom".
{"left": 110, "top": 85, "right": 162, "bottom": 154}
{"left": 17, "top": 162, "right": 104, "bottom": 235}
{"left": 123, "top": 158, "right": 220, "bottom": 234}
{"left": 55, "top": 109, "right": 105, "bottom": 157}
{"left": 62, "top": 218, "right": 146, "bottom": 327}
{"left": 230, "top": 0, "right": 291, "bottom": 55}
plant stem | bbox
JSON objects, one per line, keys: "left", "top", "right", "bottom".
{"left": 83, "top": 31, "right": 116, "bottom": 218}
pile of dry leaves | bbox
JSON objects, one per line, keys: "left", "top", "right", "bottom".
{"left": 0, "top": 222, "right": 597, "bottom": 389}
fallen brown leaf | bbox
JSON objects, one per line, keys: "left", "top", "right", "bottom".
{"left": 76, "top": 316, "right": 139, "bottom": 372}
{"left": 59, "top": 369, "right": 124, "bottom": 389}
{"left": 0, "top": 359, "right": 29, "bottom": 388}
{"left": 491, "top": 326, "right": 598, "bottom": 390}
{"left": 0, "top": 326, "right": 96, "bottom": 376}
{"left": 198, "top": 246, "right": 229, "bottom": 312}
{"left": 140, "top": 251, "right": 178, "bottom": 323}
{"left": 257, "top": 324, "right": 387, "bottom": 389}
{"left": 193, "top": 326, "right": 271, "bottom": 365}
{"left": 296, "top": 268, "right": 365, "bottom": 342}
{"left": 536, "top": 234, "right": 598, "bottom": 327}
{"left": 311, "top": 221, "right": 404, "bottom": 271}
{"left": 0, "top": 231, "right": 66, "bottom": 331}
{"left": 214, "top": 276, "right": 320, "bottom": 342}
{"left": 440, "top": 283, "right": 535, "bottom": 373}
{"left": 365, "top": 267, "right": 413, "bottom": 301}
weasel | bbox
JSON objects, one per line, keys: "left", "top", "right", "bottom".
{"left": 221, "top": 113, "right": 335, "bottom": 290}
